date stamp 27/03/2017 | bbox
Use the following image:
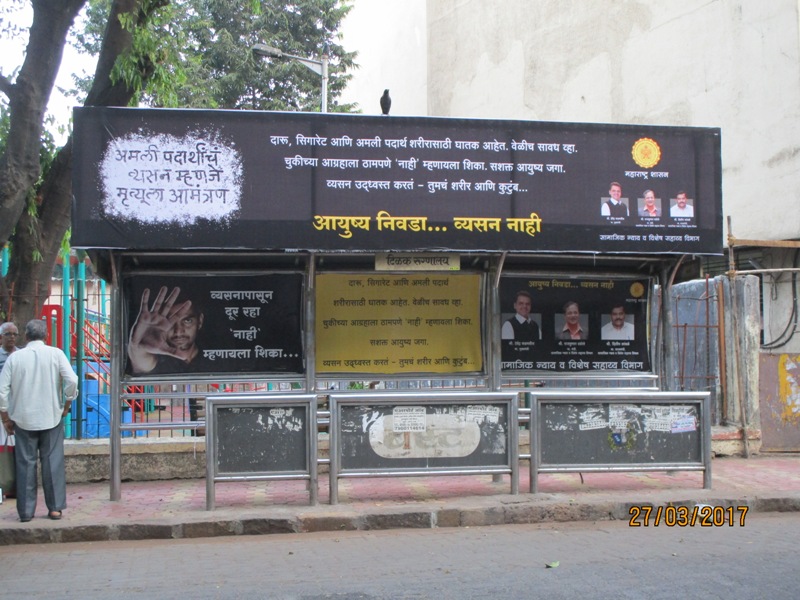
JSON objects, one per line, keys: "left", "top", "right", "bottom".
{"left": 628, "top": 504, "right": 748, "bottom": 527}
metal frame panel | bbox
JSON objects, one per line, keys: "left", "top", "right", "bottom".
{"left": 529, "top": 390, "right": 712, "bottom": 493}
{"left": 328, "top": 391, "right": 518, "bottom": 504}
{"left": 205, "top": 393, "right": 318, "bottom": 510}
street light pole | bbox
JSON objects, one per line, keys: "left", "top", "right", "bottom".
{"left": 252, "top": 43, "right": 328, "bottom": 113}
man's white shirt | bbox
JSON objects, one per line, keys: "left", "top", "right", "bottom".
{"left": 601, "top": 321, "right": 635, "bottom": 340}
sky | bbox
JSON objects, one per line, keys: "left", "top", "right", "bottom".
{"left": 337, "top": 0, "right": 426, "bottom": 117}
{"left": 0, "top": 3, "right": 92, "bottom": 144}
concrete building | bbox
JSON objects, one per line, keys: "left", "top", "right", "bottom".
{"left": 340, "top": 0, "right": 800, "bottom": 451}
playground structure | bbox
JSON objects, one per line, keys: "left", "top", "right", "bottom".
{"left": 1, "top": 249, "right": 188, "bottom": 439}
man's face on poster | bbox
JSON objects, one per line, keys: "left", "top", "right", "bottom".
{"left": 676, "top": 193, "right": 687, "bottom": 208}
{"left": 514, "top": 294, "right": 532, "bottom": 319}
{"left": 169, "top": 311, "right": 203, "bottom": 352}
{"left": 611, "top": 306, "right": 626, "bottom": 329}
{"left": 565, "top": 303, "right": 580, "bottom": 325}
{"left": 609, "top": 184, "right": 622, "bottom": 200}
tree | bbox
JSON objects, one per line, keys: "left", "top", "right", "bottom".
{"left": 177, "top": 0, "right": 356, "bottom": 112}
{"left": 73, "top": 0, "right": 356, "bottom": 112}
{"left": 0, "top": 0, "right": 356, "bottom": 330}
{"left": 0, "top": 0, "right": 169, "bottom": 330}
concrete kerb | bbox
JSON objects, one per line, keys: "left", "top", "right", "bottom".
{"left": 2, "top": 491, "right": 800, "bottom": 546}
{"left": 5, "top": 439, "right": 797, "bottom": 546}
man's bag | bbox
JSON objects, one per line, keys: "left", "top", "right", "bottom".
{"left": 0, "top": 440, "right": 15, "bottom": 498}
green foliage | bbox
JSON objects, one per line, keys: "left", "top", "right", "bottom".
{"left": 72, "top": 0, "right": 109, "bottom": 56}
{"left": 62, "top": 232, "right": 75, "bottom": 262}
{"left": 113, "top": 1, "right": 189, "bottom": 107}
{"left": 181, "top": 0, "right": 357, "bottom": 112}
{"left": 0, "top": 101, "right": 9, "bottom": 155}
{"left": 0, "top": 0, "right": 360, "bottom": 287}
{"left": 73, "top": 0, "right": 358, "bottom": 112}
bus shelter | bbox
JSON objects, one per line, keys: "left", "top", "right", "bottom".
{"left": 71, "top": 107, "right": 722, "bottom": 502}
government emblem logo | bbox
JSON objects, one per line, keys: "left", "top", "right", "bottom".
{"left": 631, "top": 137, "right": 661, "bottom": 169}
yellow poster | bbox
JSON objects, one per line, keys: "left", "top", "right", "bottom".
{"left": 778, "top": 354, "right": 800, "bottom": 424}
{"left": 316, "top": 273, "right": 483, "bottom": 374}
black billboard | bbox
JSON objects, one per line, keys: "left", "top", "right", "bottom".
{"left": 123, "top": 272, "right": 304, "bottom": 377}
{"left": 72, "top": 107, "right": 722, "bottom": 254}
{"left": 500, "top": 274, "right": 651, "bottom": 373}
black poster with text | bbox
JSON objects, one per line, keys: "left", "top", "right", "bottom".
{"left": 123, "top": 272, "right": 304, "bottom": 377}
{"left": 500, "top": 275, "right": 651, "bottom": 374}
{"left": 73, "top": 108, "right": 722, "bottom": 255}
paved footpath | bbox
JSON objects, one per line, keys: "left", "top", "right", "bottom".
{"left": 1, "top": 454, "right": 798, "bottom": 545}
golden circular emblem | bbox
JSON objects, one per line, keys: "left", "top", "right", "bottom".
{"left": 631, "top": 138, "right": 661, "bottom": 169}
{"left": 629, "top": 282, "right": 645, "bottom": 298}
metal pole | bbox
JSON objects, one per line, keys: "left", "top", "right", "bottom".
{"left": 716, "top": 278, "right": 728, "bottom": 423}
{"left": 100, "top": 279, "right": 107, "bottom": 318}
{"left": 110, "top": 256, "right": 123, "bottom": 500}
{"left": 252, "top": 44, "right": 327, "bottom": 113}
{"left": 321, "top": 54, "right": 328, "bottom": 113}
{"left": 75, "top": 274, "right": 85, "bottom": 440}
{"left": 726, "top": 217, "right": 750, "bottom": 457}
{"left": 205, "top": 400, "right": 215, "bottom": 510}
{"left": 491, "top": 254, "right": 505, "bottom": 484}
{"left": 62, "top": 260, "right": 71, "bottom": 354}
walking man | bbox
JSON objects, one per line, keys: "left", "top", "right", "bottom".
{"left": 0, "top": 319, "right": 78, "bottom": 522}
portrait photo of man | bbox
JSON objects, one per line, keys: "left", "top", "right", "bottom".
{"left": 556, "top": 301, "right": 588, "bottom": 340}
{"left": 670, "top": 191, "right": 695, "bottom": 218}
{"left": 600, "top": 181, "right": 629, "bottom": 219}
{"left": 638, "top": 189, "right": 661, "bottom": 218}
{"left": 124, "top": 273, "right": 305, "bottom": 377}
{"left": 601, "top": 303, "right": 636, "bottom": 341}
{"left": 501, "top": 291, "right": 541, "bottom": 342}
{"left": 127, "top": 286, "right": 209, "bottom": 375}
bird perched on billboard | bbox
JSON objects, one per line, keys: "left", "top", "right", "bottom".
{"left": 380, "top": 89, "right": 391, "bottom": 115}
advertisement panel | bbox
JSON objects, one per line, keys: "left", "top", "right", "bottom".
{"left": 72, "top": 108, "right": 722, "bottom": 254}
{"left": 500, "top": 274, "right": 651, "bottom": 373}
{"left": 337, "top": 401, "right": 510, "bottom": 470}
{"left": 315, "top": 273, "right": 483, "bottom": 374}
{"left": 123, "top": 273, "right": 304, "bottom": 377}
{"left": 540, "top": 402, "right": 701, "bottom": 464}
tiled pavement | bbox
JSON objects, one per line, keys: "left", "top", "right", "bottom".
{"left": 1, "top": 453, "right": 799, "bottom": 545}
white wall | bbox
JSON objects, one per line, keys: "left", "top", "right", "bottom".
{"left": 428, "top": 0, "right": 800, "bottom": 243}
{"left": 343, "top": 0, "right": 800, "bottom": 243}
{"left": 338, "top": 0, "right": 428, "bottom": 116}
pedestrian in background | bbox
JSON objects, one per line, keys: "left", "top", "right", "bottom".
{"left": 0, "top": 321, "right": 20, "bottom": 499}
{"left": 0, "top": 322, "right": 19, "bottom": 372}
{"left": 0, "top": 319, "right": 77, "bottom": 522}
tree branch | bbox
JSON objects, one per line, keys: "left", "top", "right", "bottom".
{"left": 0, "top": 74, "right": 12, "bottom": 99}
{"left": 0, "top": 0, "right": 86, "bottom": 247}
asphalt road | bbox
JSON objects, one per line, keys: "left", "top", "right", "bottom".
{"left": 2, "top": 512, "right": 796, "bottom": 599}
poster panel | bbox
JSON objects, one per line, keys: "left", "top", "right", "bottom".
{"left": 72, "top": 108, "right": 722, "bottom": 254}
{"left": 215, "top": 404, "right": 308, "bottom": 474}
{"left": 316, "top": 273, "right": 483, "bottom": 374}
{"left": 338, "top": 402, "right": 510, "bottom": 470}
{"left": 540, "top": 402, "right": 701, "bottom": 464}
{"left": 123, "top": 273, "right": 304, "bottom": 377}
{"left": 500, "top": 274, "right": 651, "bottom": 373}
